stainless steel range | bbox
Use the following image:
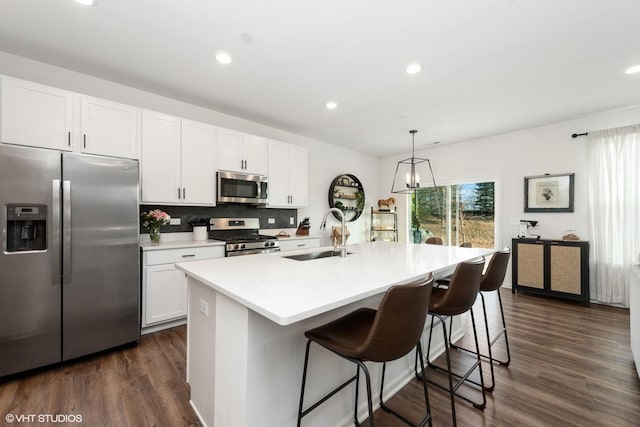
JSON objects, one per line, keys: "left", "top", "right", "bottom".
{"left": 209, "top": 217, "right": 280, "bottom": 257}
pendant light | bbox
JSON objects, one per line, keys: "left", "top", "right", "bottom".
{"left": 391, "top": 130, "right": 437, "bottom": 194}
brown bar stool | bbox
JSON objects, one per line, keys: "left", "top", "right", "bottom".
{"left": 417, "top": 258, "right": 486, "bottom": 426}
{"left": 450, "top": 249, "right": 512, "bottom": 392}
{"left": 425, "top": 237, "right": 443, "bottom": 245}
{"left": 297, "top": 274, "right": 434, "bottom": 427}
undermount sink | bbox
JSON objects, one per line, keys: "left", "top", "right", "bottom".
{"left": 283, "top": 250, "right": 351, "bottom": 261}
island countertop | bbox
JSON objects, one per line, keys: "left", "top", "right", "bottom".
{"left": 176, "top": 241, "right": 492, "bottom": 326}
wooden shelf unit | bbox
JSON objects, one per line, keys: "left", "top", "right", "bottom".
{"left": 370, "top": 208, "right": 398, "bottom": 242}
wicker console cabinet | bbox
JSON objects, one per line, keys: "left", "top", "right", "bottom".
{"left": 512, "top": 238, "right": 589, "bottom": 305}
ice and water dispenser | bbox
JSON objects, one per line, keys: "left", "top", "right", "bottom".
{"left": 5, "top": 204, "right": 47, "bottom": 252}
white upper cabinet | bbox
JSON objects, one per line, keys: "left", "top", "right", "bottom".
{"left": 218, "top": 128, "right": 267, "bottom": 175}
{"left": 1, "top": 77, "right": 73, "bottom": 151}
{"left": 141, "top": 111, "right": 217, "bottom": 205}
{"left": 180, "top": 120, "right": 217, "bottom": 205}
{"left": 267, "top": 140, "right": 308, "bottom": 208}
{"left": 81, "top": 96, "right": 138, "bottom": 159}
{"left": 141, "top": 111, "right": 182, "bottom": 203}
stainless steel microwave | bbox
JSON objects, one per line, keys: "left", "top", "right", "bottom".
{"left": 217, "top": 171, "right": 268, "bottom": 204}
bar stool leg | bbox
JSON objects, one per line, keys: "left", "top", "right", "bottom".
{"left": 469, "top": 308, "right": 487, "bottom": 409}
{"left": 354, "top": 365, "right": 361, "bottom": 426}
{"left": 297, "top": 340, "right": 312, "bottom": 427}
{"left": 384, "top": 343, "right": 432, "bottom": 427}
{"left": 495, "top": 290, "right": 512, "bottom": 366}
{"left": 450, "top": 289, "right": 512, "bottom": 391}
{"left": 423, "top": 313, "right": 457, "bottom": 426}
{"left": 479, "top": 292, "right": 496, "bottom": 392}
{"left": 352, "top": 360, "right": 374, "bottom": 427}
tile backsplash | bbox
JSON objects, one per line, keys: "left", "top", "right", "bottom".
{"left": 139, "top": 204, "right": 297, "bottom": 234}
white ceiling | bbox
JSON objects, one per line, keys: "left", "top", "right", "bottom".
{"left": 1, "top": 0, "right": 639, "bottom": 157}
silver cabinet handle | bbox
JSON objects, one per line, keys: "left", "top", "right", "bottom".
{"left": 182, "top": 188, "right": 186, "bottom": 199}
{"left": 62, "top": 180, "right": 72, "bottom": 285}
{"left": 182, "top": 254, "right": 196, "bottom": 258}
{"left": 68, "top": 131, "right": 71, "bottom": 146}
{"left": 83, "top": 134, "right": 87, "bottom": 149}
{"left": 178, "top": 188, "right": 181, "bottom": 199}
{"left": 52, "top": 180, "right": 61, "bottom": 284}
{"left": 297, "top": 243, "right": 306, "bottom": 247}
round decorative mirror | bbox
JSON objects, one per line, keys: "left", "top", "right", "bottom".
{"left": 328, "top": 174, "right": 365, "bottom": 222}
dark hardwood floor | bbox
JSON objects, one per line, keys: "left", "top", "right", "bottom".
{"left": 1, "top": 289, "right": 639, "bottom": 426}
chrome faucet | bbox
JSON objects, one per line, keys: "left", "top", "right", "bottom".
{"left": 321, "top": 208, "right": 347, "bottom": 257}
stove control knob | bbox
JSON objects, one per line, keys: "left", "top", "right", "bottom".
{"left": 240, "top": 244, "right": 246, "bottom": 249}
{"left": 270, "top": 242, "right": 276, "bottom": 247}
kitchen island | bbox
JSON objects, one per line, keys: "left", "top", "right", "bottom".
{"left": 176, "top": 241, "right": 492, "bottom": 427}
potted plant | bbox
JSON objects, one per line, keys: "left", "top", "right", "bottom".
{"left": 411, "top": 201, "right": 422, "bottom": 243}
{"left": 141, "top": 209, "right": 171, "bottom": 243}
{"left": 189, "top": 218, "right": 209, "bottom": 241}
{"left": 356, "top": 190, "right": 365, "bottom": 212}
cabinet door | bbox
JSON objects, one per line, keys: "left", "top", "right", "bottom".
{"left": 549, "top": 244, "right": 582, "bottom": 294}
{"left": 81, "top": 96, "right": 138, "bottom": 159}
{"left": 267, "top": 140, "right": 289, "bottom": 206}
{"left": 141, "top": 111, "right": 181, "bottom": 203}
{"left": 181, "top": 120, "right": 217, "bottom": 205}
{"left": 516, "top": 242, "right": 544, "bottom": 289}
{"left": 243, "top": 134, "right": 268, "bottom": 175}
{"left": 144, "top": 264, "right": 187, "bottom": 325}
{"left": 218, "top": 128, "right": 245, "bottom": 172}
{"left": 1, "top": 78, "right": 73, "bottom": 151}
{"left": 287, "top": 144, "right": 308, "bottom": 207}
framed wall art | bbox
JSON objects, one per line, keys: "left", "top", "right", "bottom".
{"left": 524, "top": 173, "right": 574, "bottom": 212}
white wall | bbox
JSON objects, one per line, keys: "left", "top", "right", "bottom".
{"left": 380, "top": 105, "right": 640, "bottom": 284}
{"left": 0, "top": 51, "right": 380, "bottom": 245}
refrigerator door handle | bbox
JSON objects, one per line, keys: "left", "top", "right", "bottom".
{"left": 62, "top": 180, "right": 72, "bottom": 284}
{"left": 52, "top": 179, "right": 62, "bottom": 284}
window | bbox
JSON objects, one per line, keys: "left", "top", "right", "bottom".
{"left": 411, "top": 180, "right": 496, "bottom": 249}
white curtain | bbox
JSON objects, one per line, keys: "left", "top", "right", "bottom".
{"left": 586, "top": 124, "right": 640, "bottom": 306}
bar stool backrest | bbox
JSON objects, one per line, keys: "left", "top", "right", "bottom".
{"left": 480, "top": 249, "right": 511, "bottom": 292}
{"left": 430, "top": 258, "right": 485, "bottom": 316}
{"left": 360, "top": 274, "right": 434, "bottom": 362}
{"left": 425, "top": 237, "right": 443, "bottom": 245}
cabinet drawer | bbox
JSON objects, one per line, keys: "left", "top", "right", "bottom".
{"left": 145, "top": 246, "right": 224, "bottom": 265}
{"left": 279, "top": 238, "right": 320, "bottom": 252}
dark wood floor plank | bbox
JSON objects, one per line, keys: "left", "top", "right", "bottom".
{"left": 1, "top": 289, "right": 639, "bottom": 426}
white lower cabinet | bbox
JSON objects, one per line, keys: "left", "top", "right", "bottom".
{"left": 144, "top": 264, "right": 187, "bottom": 325}
{"left": 142, "top": 244, "right": 224, "bottom": 333}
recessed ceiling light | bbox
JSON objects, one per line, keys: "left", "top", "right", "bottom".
{"left": 406, "top": 63, "right": 422, "bottom": 74}
{"left": 625, "top": 64, "right": 640, "bottom": 75}
{"left": 216, "top": 52, "right": 232, "bottom": 65}
{"left": 326, "top": 101, "right": 338, "bottom": 110}
{"left": 74, "top": 0, "right": 95, "bottom": 5}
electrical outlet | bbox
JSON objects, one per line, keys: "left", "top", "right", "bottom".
{"left": 199, "top": 299, "right": 209, "bottom": 316}
{"left": 170, "top": 218, "right": 181, "bottom": 225}
{"left": 268, "top": 218, "right": 275, "bottom": 224}
{"left": 290, "top": 217, "right": 295, "bottom": 225}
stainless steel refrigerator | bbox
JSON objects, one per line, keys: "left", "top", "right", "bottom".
{"left": 0, "top": 144, "right": 140, "bottom": 377}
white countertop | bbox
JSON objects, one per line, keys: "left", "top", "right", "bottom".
{"left": 176, "top": 241, "right": 492, "bottom": 326}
